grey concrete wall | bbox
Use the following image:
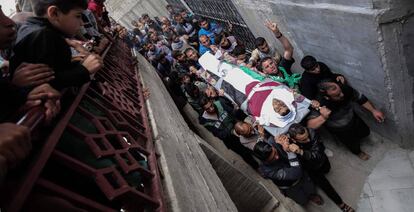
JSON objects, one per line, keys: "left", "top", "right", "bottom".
{"left": 231, "top": 0, "right": 414, "bottom": 146}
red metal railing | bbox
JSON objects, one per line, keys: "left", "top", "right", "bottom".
{"left": 0, "top": 40, "right": 165, "bottom": 212}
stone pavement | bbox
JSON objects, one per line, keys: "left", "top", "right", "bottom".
{"left": 357, "top": 148, "right": 414, "bottom": 212}
{"left": 306, "top": 128, "right": 414, "bottom": 212}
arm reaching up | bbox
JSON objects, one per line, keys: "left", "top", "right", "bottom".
{"left": 264, "top": 20, "right": 294, "bottom": 60}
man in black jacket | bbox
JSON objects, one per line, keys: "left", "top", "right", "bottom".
{"left": 288, "top": 124, "right": 354, "bottom": 212}
{"left": 306, "top": 79, "right": 385, "bottom": 160}
{"left": 254, "top": 135, "right": 322, "bottom": 206}
{"left": 299, "top": 55, "right": 345, "bottom": 100}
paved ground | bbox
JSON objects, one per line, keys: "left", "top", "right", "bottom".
{"left": 305, "top": 128, "right": 412, "bottom": 212}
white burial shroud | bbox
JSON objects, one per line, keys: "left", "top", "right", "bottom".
{"left": 198, "top": 52, "right": 311, "bottom": 136}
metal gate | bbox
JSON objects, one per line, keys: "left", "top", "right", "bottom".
{"left": 167, "top": 0, "right": 256, "bottom": 51}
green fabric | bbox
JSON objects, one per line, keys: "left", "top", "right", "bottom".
{"left": 239, "top": 65, "right": 301, "bottom": 88}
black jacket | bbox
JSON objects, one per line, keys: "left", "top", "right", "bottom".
{"left": 10, "top": 17, "right": 90, "bottom": 89}
{"left": 299, "top": 62, "right": 341, "bottom": 100}
{"left": 259, "top": 137, "right": 303, "bottom": 187}
{"left": 296, "top": 129, "right": 329, "bottom": 172}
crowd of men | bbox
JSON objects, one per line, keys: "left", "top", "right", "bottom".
{"left": 0, "top": 1, "right": 387, "bottom": 211}
{"left": 122, "top": 4, "right": 387, "bottom": 211}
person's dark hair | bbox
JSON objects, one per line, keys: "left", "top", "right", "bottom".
{"left": 198, "top": 18, "right": 208, "bottom": 26}
{"left": 257, "top": 56, "right": 273, "bottom": 72}
{"left": 317, "top": 78, "right": 337, "bottom": 94}
{"left": 173, "top": 13, "right": 181, "bottom": 19}
{"left": 179, "top": 8, "right": 187, "bottom": 13}
{"left": 172, "top": 50, "right": 183, "bottom": 60}
{"left": 142, "top": 13, "right": 149, "bottom": 18}
{"left": 232, "top": 45, "right": 246, "bottom": 57}
{"left": 234, "top": 121, "right": 246, "bottom": 136}
{"left": 184, "top": 83, "right": 200, "bottom": 98}
{"left": 254, "top": 37, "right": 266, "bottom": 48}
{"left": 199, "top": 96, "right": 211, "bottom": 108}
{"left": 288, "top": 123, "right": 306, "bottom": 138}
{"left": 253, "top": 141, "right": 273, "bottom": 161}
{"left": 301, "top": 55, "right": 318, "bottom": 70}
{"left": 184, "top": 47, "right": 194, "bottom": 55}
{"left": 166, "top": 4, "right": 173, "bottom": 9}
{"left": 32, "top": 0, "right": 87, "bottom": 16}
{"left": 132, "top": 28, "right": 142, "bottom": 37}
{"left": 214, "top": 33, "right": 224, "bottom": 45}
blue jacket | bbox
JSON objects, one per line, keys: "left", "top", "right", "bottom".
{"left": 198, "top": 22, "right": 222, "bottom": 44}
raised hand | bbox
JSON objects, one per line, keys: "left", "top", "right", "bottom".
{"left": 264, "top": 20, "right": 280, "bottom": 34}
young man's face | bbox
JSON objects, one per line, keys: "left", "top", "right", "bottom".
{"left": 186, "top": 49, "right": 198, "bottom": 61}
{"left": 150, "top": 33, "right": 158, "bottom": 42}
{"left": 161, "top": 24, "right": 169, "bottom": 32}
{"left": 293, "top": 129, "right": 310, "bottom": 143}
{"left": 258, "top": 41, "right": 270, "bottom": 53}
{"left": 161, "top": 17, "right": 169, "bottom": 25}
{"left": 220, "top": 37, "right": 230, "bottom": 49}
{"left": 306, "top": 63, "right": 321, "bottom": 74}
{"left": 177, "top": 54, "right": 186, "bottom": 62}
{"left": 237, "top": 54, "right": 247, "bottom": 62}
{"left": 52, "top": 8, "right": 84, "bottom": 37}
{"left": 0, "top": 7, "right": 17, "bottom": 49}
{"left": 203, "top": 101, "right": 216, "bottom": 114}
{"left": 180, "top": 11, "right": 187, "bottom": 18}
{"left": 261, "top": 59, "right": 278, "bottom": 75}
{"left": 199, "top": 35, "right": 210, "bottom": 47}
{"left": 174, "top": 15, "right": 184, "bottom": 24}
{"left": 199, "top": 20, "right": 209, "bottom": 30}
{"left": 205, "top": 86, "right": 217, "bottom": 99}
